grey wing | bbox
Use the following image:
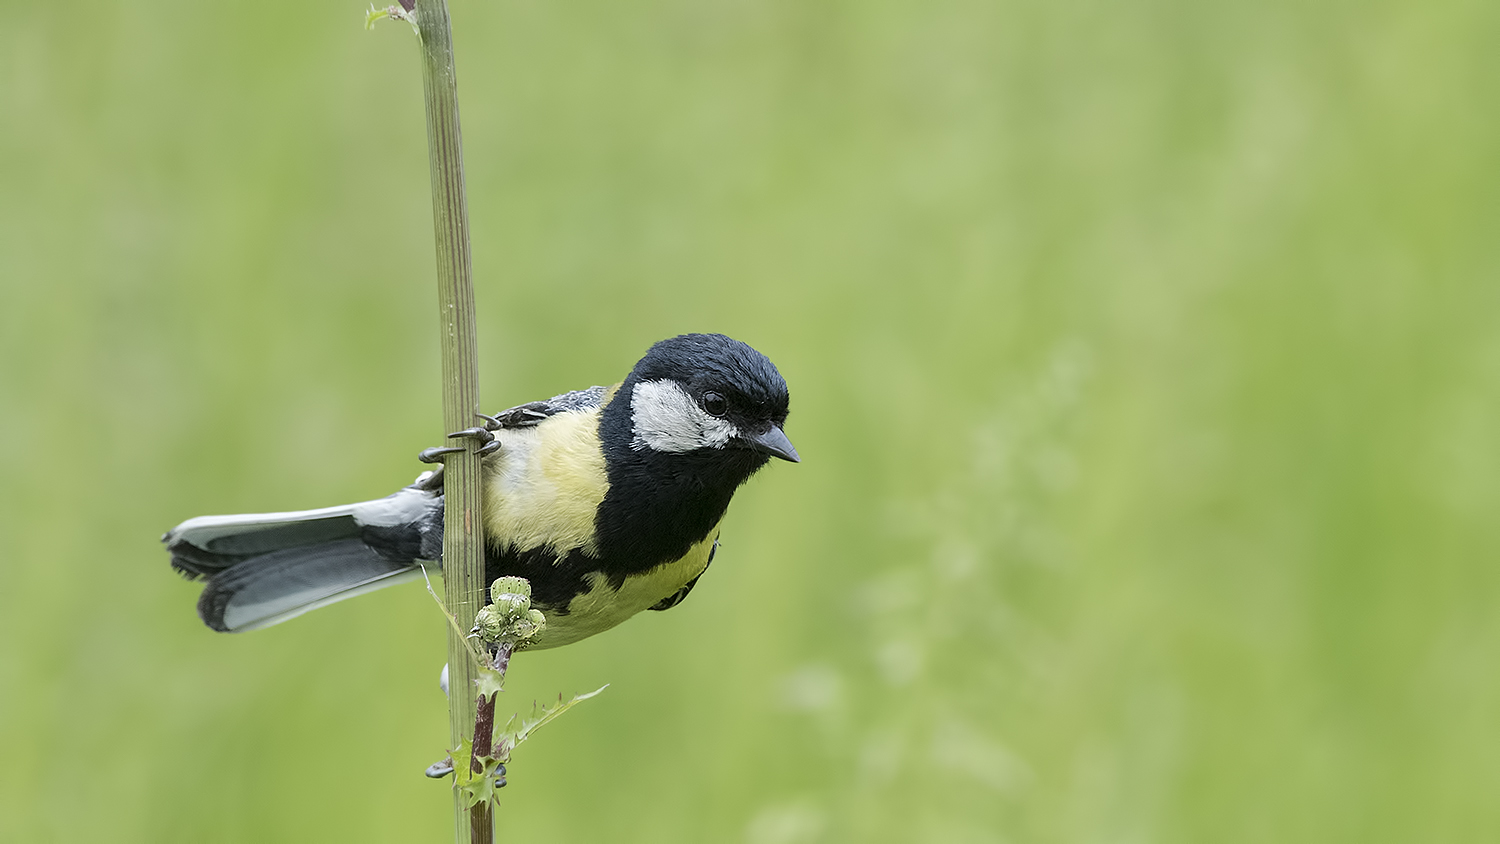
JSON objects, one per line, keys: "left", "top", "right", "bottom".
{"left": 414, "top": 386, "right": 609, "bottom": 492}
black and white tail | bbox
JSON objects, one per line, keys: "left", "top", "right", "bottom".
{"left": 164, "top": 486, "right": 443, "bottom": 632}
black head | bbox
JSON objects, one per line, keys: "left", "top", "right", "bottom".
{"left": 624, "top": 333, "right": 797, "bottom": 463}
{"left": 592, "top": 334, "right": 796, "bottom": 570}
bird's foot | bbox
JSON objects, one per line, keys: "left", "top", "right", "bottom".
{"left": 449, "top": 425, "right": 501, "bottom": 457}
{"left": 417, "top": 415, "right": 503, "bottom": 463}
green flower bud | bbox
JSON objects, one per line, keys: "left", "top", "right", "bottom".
{"left": 491, "top": 592, "right": 531, "bottom": 619}
{"left": 471, "top": 576, "right": 548, "bottom": 647}
{"left": 490, "top": 576, "right": 532, "bottom": 603}
{"left": 472, "top": 605, "right": 505, "bottom": 640}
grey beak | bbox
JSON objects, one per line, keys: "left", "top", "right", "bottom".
{"left": 745, "top": 425, "right": 800, "bottom": 463}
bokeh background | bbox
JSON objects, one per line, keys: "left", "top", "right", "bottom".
{"left": 3, "top": 0, "right": 1499, "bottom": 841}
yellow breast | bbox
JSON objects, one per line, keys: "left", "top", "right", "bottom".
{"left": 481, "top": 409, "right": 609, "bottom": 558}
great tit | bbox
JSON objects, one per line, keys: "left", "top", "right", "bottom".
{"left": 164, "top": 333, "right": 797, "bottom": 648}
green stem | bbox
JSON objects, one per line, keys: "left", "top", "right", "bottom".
{"left": 410, "top": 0, "right": 489, "bottom": 841}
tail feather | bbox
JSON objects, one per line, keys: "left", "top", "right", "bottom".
{"left": 169, "top": 504, "right": 363, "bottom": 557}
{"left": 165, "top": 505, "right": 364, "bottom": 579}
{"left": 163, "top": 487, "right": 443, "bottom": 632}
{"left": 197, "top": 539, "right": 421, "bottom": 632}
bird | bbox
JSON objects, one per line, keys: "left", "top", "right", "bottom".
{"left": 163, "top": 333, "right": 797, "bottom": 649}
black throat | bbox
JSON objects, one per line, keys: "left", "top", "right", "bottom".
{"left": 593, "top": 375, "right": 771, "bottom": 573}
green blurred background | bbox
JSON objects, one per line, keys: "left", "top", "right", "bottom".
{"left": 3, "top": 0, "right": 1498, "bottom": 841}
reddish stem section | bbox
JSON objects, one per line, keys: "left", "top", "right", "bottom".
{"left": 469, "top": 803, "right": 493, "bottom": 841}
{"left": 472, "top": 692, "right": 497, "bottom": 772}
{"left": 472, "top": 643, "right": 513, "bottom": 760}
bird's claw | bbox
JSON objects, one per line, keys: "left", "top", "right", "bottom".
{"left": 447, "top": 426, "right": 495, "bottom": 444}
{"left": 418, "top": 446, "right": 465, "bottom": 464}
{"left": 420, "top": 422, "right": 501, "bottom": 464}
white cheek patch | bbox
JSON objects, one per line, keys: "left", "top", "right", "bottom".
{"left": 631, "top": 379, "right": 739, "bottom": 453}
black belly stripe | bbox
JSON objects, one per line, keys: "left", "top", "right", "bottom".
{"left": 483, "top": 543, "right": 600, "bottom": 616}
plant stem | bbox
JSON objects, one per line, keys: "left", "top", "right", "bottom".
{"left": 410, "top": 0, "right": 489, "bottom": 841}
{"left": 473, "top": 693, "right": 498, "bottom": 768}
{"left": 471, "top": 643, "right": 512, "bottom": 761}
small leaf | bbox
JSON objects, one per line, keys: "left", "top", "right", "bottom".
{"left": 494, "top": 685, "right": 609, "bottom": 759}
{"left": 459, "top": 773, "right": 495, "bottom": 810}
{"left": 455, "top": 751, "right": 506, "bottom": 809}
{"left": 451, "top": 737, "right": 475, "bottom": 787}
{"left": 475, "top": 666, "right": 505, "bottom": 698}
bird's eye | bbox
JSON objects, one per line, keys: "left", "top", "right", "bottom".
{"left": 702, "top": 391, "right": 728, "bottom": 417}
